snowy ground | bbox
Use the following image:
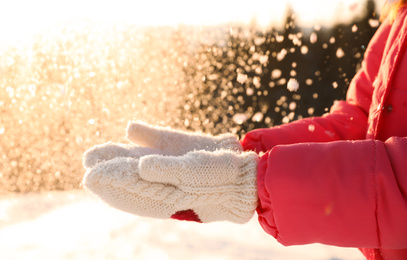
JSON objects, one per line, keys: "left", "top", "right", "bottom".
{"left": 0, "top": 190, "right": 365, "bottom": 260}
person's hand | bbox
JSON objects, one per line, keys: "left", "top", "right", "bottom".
{"left": 83, "top": 121, "right": 242, "bottom": 168}
{"left": 83, "top": 149, "right": 258, "bottom": 224}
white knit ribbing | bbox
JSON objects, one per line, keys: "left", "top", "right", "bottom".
{"left": 126, "top": 121, "right": 243, "bottom": 155}
{"left": 83, "top": 150, "right": 258, "bottom": 224}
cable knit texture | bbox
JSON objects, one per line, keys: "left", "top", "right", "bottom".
{"left": 83, "top": 149, "right": 259, "bottom": 224}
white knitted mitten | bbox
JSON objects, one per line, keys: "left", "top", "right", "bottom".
{"left": 83, "top": 149, "right": 258, "bottom": 224}
{"left": 83, "top": 121, "right": 242, "bottom": 168}
{"left": 83, "top": 142, "right": 163, "bottom": 168}
{"left": 126, "top": 121, "right": 243, "bottom": 155}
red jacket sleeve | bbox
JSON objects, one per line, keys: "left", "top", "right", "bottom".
{"left": 240, "top": 101, "right": 368, "bottom": 153}
{"left": 252, "top": 19, "right": 407, "bottom": 249}
{"left": 257, "top": 136, "right": 407, "bottom": 249}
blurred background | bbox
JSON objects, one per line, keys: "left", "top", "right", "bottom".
{"left": 0, "top": 1, "right": 384, "bottom": 259}
{"left": 0, "top": 0, "right": 381, "bottom": 193}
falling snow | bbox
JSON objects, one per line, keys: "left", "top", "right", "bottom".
{"left": 233, "top": 113, "right": 249, "bottom": 124}
{"left": 336, "top": 47, "right": 345, "bottom": 58}
{"left": 287, "top": 78, "right": 299, "bottom": 92}
{"left": 0, "top": 0, "right": 379, "bottom": 194}
{"left": 0, "top": 2, "right": 382, "bottom": 257}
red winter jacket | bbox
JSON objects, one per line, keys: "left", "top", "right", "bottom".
{"left": 241, "top": 6, "right": 407, "bottom": 260}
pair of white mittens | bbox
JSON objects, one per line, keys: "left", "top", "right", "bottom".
{"left": 82, "top": 121, "right": 258, "bottom": 223}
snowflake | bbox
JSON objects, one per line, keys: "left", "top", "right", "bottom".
{"left": 287, "top": 78, "right": 299, "bottom": 92}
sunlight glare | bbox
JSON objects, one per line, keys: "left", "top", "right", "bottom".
{"left": 289, "top": 0, "right": 367, "bottom": 25}
{"left": 0, "top": 0, "right": 372, "bottom": 48}
{"left": 0, "top": 0, "right": 380, "bottom": 193}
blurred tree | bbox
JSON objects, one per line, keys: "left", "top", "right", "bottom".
{"left": 181, "top": 0, "right": 379, "bottom": 136}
